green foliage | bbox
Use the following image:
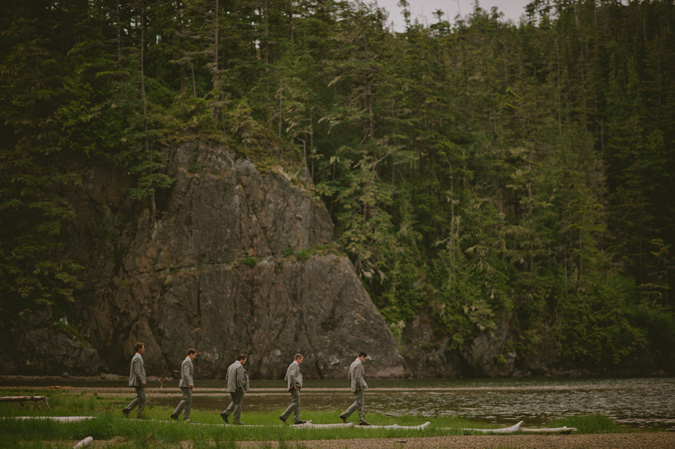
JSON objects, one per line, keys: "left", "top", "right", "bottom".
{"left": 0, "top": 4, "right": 84, "bottom": 321}
{"left": 629, "top": 302, "right": 675, "bottom": 355}
{"left": 555, "top": 273, "right": 646, "bottom": 366}
{"left": 296, "top": 249, "right": 311, "bottom": 262}
{"left": 282, "top": 243, "right": 341, "bottom": 263}
{"left": 1, "top": 0, "right": 674, "bottom": 371}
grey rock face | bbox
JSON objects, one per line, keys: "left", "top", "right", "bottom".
{"left": 401, "top": 310, "right": 516, "bottom": 377}
{"left": 461, "top": 323, "right": 516, "bottom": 377}
{"left": 399, "top": 311, "right": 467, "bottom": 378}
{"left": 0, "top": 311, "right": 105, "bottom": 376}
{"left": 57, "top": 142, "right": 407, "bottom": 379}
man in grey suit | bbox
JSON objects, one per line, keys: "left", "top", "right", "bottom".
{"left": 171, "top": 348, "right": 197, "bottom": 422}
{"left": 220, "top": 354, "right": 249, "bottom": 425}
{"left": 339, "top": 351, "right": 370, "bottom": 426}
{"left": 122, "top": 342, "right": 147, "bottom": 419}
{"left": 279, "top": 353, "right": 306, "bottom": 425}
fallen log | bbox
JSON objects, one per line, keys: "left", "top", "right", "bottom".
{"left": 520, "top": 426, "right": 577, "bottom": 434}
{"left": 0, "top": 396, "right": 51, "bottom": 410}
{"left": 460, "top": 421, "right": 523, "bottom": 434}
{"left": 73, "top": 436, "right": 94, "bottom": 448}
{"left": 353, "top": 421, "right": 432, "bottom": 430}
{"left": 292, "top": 422, "right": 354, "bottom": 428}
{"left": 7, "top": 416, "right": 94, "bottom": 422}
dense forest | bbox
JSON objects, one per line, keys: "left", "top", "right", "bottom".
{"left": 1, "top": 0, "right": 674, "bottom": 372}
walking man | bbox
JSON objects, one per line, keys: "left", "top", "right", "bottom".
{"left": 220, "top": 354, "right": 249, "bottom": 425}
{"left": 279, "top": 353, "right": 306, "bottom": 425}
{"left": 339, "top": 351, "right": 370, "bottom": 426}
{"left": 122, "top": 342, "right": 147, "bottom": 419}
{"left": 171, "top": 348, "right": 197, "bottom": 422}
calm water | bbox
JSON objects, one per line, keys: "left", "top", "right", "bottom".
{"left": 167, "top": 377, "right": 674, "bottom": 430}
{"left": 3, "top": 377, "right": 674, "bottom": 430}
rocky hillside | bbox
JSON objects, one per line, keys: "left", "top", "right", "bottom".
{"left": 2, "top": 141, "right": 407, "bottom": 379}
{"left": 3, "top": 140, "right": 666, "bottom": 380}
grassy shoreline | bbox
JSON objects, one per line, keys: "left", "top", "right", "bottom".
{"left": 0, "top": 388, "right": 655, "bottom": 448}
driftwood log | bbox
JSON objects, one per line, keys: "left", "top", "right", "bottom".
{"left": 73, "top": 436, "right": 94, "bottom": 448}
{"left": 0, "top": 395, "right": 51, "bottom": 410}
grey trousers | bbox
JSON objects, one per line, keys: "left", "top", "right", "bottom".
{"left": 123, "top": 386, "right": 146, "bottom": 417}
{"left": 222, "top": 390, "right": 244, "bottom": 424}
{"left": 280, "top": 388, "right": 301, "bottom": 423}
{"left": 341, "top": 388, "right": 365, "bottom": 423}
{"left": 172, "top": 387, "right": 192, "bottom": 420}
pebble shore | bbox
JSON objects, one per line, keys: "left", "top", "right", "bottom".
{"left": 238, "top": 432, "right": 675, "bottom": 449}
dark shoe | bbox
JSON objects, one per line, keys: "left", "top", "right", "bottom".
{"left": 339, "top": 415, "right": 348, "bottom": 424}
{"left": 234, "top": 422, "right": 243, "bottom": 425}
{"left": 358, "top": 421, "right": 371, "bottom": 426}
{"left": 279, "top": 416, "right": 287, "bottom": 424}
{"left": 294, "top": 420, "right": 307, "bottom": 425}
{"left": 122, "top": 409, "right": 130, "bottom": 418}
{"left": 136, "top": 415, "right": 145, "bottom": 420}
{"left": 170, "top": 414, "right": 178, "bottom": 421}
{"left": 220, "top": 413, "right": 229, "bottom": 424}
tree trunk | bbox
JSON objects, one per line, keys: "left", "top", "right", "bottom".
{"left": 213, "top": 0, "right": 219, "bottom": 119}
{"left": 140, "top": 1, "right": 154, "bottom": 230}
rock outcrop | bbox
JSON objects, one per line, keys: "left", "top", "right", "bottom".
{"left": 1, "top": 141, "right": 407, "bottom": 379}
{"left": 401, "top": 311, "right": 517, "bottom": 378}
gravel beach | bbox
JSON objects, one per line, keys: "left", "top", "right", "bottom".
{"left": 237, "top": 432, "right": 675, "bottom": 449}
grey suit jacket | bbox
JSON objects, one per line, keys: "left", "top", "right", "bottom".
{"left": 128, "top": 353, "right": 147, "bottom": 387}
{"left": 179, "top": 356, "right": 194, "bottom": 388}
{"left": 284, "top": 361, "right": 303, "bottom": 391}
{"left": 348, "top": 358, "right": 367, "bottom": 393}
{"left": 226, "top": 361, "right": 249, "bottom": 393}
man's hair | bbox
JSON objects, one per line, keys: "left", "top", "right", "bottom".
{"left": 134, "top": 342, "right": 145, "bottom": 353}
{"left": 237, "top": 354, "right": 247, "bottom": 361}
{"left": 358, "top": 351, "right": 367, "bottom": 358}
{"left": 294, "top": 353, "right": 303, "bottom": 360}
{"left": 187, "top": 348, "right": 197, "bottom": 356}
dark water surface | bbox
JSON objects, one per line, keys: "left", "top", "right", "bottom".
{"left": 154, "top": 377, "right": 674, "bottom": 430}
{"left": 3, "top": 377, "right": 673, "bottom": 430}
